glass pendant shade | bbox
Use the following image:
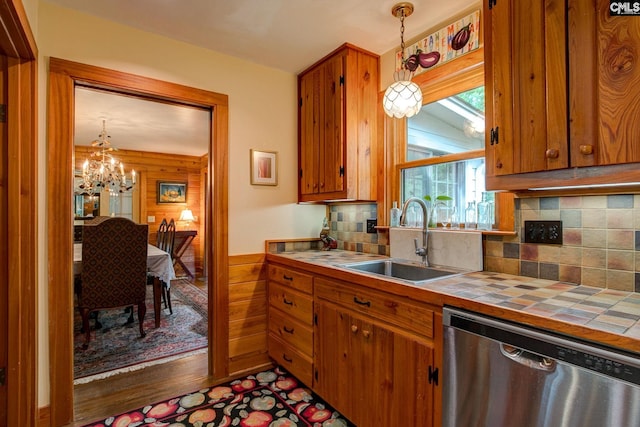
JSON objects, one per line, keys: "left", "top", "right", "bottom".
{"left": 383, "top": 70, "right": 423, "bottom": 119}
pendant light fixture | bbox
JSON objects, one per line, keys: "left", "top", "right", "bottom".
{"left": 383, "top": 2, "right": 423, "bottom": 119}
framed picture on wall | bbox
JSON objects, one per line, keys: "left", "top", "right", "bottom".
{"left": 250, "top": 149, "right": 278, "bottom": 186}
{"left": 157, "top": 181, "right": 187, "bottom": 203}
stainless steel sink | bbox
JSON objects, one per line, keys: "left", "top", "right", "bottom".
{"left": 338, "top": 259, "right": 463, "bottom": 283}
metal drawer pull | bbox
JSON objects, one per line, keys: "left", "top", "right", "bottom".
{"left": 351, "top": 325, "right": 359, "bottom": 333}
{"left": 353, "top": 296, "right": 371, "bottom": 307}
{"left": 283, "top": 297, "right": 294, "bottom": 306}
{"left": 283, "top": 354, "right": 293, "bottom": 363}
{"left": 283, "top": 326, "right": 294, "bottom": 334}
{"left": 283, "top": 274, "right": 293, "bottom": 281}
{"left": 362, "top": 330, "right": 371, "bottom": 339}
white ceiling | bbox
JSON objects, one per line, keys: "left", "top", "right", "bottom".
{"left": 74, "top": 86, "right": 211, "bottom": 156}
{"left": 47, "top": 0, "right": 474, "bottom": 74}
{"left": 60, "top": 0, "right": 477, "bottom": 156}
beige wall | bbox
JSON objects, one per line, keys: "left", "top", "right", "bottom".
{"left": 35, "top": 0, "right": 326, "bottom": 406}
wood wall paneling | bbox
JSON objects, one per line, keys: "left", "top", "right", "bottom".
{"left": 74, "top": 146, "right": 205, "bottom": 276}
{"left": 227, "top": 254, "right": 270, "bottom": 374}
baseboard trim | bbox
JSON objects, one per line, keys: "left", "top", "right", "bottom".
{"left": 38, "top": 405, "right": 50, "bottom": 427}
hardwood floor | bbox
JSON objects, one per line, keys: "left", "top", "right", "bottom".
{"left": 70, "top": 351, "right": 212, "bottom": 426}
{"left": 69, "top": 277, "right": 217, "bottom": 426}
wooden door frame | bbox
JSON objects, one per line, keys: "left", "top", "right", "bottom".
{"left": 0, "top": 0, "right": 38, "bottom": 426}
{"left": 47, "top": 58, "right": 229, "bottom": 426}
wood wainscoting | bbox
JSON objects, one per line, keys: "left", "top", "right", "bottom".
{"left": 228, "top": 254, "right": 271, "bottom": 375}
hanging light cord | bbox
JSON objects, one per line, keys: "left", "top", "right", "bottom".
{"left": 399, "top": 9, "right": 406, "bottom": 65}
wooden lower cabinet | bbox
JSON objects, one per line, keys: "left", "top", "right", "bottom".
{"left": 314, "top": 278, "right": 438, "bottom": 427}
{"left": 267, "top": 264, "right": 315, "bottom": 386}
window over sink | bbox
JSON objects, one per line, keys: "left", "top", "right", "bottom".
{"left": 402, "top": 87, "right": 491, "bottom": 227}
{"left": 385, "top": 47, "right": 513, "bottom": 232}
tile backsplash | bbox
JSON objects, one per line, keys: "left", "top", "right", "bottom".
{"left": 330, "top": 195, "right": 640, "bottom": 292}
{"left": 485, "top": 194, "right": 640, "bottom": 292}
{"left": 328, "top": 203, "right": 389, "bottom": 255}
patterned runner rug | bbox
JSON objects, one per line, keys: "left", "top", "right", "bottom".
{"left": 82, "top": 366, "right": 353, "bottom": 427}
{"left": 74, "top": 279, "right": 208, "bottom": 383}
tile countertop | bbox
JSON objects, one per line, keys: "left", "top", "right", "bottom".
{"left": 266, "top": 249, "right": 640, "bottom": 354}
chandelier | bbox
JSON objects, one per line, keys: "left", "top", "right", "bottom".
{"left": 79, "top": 120, "right": 136, "bottom": 195}
{"left": 382, "top": 2, "right": 423, "bottom": 119}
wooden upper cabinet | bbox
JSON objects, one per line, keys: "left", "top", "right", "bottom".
{"left": 485, "top": 0, "right": 640, "bottom": 191}
{"left": 569, "top": 0, "right": 640, "bottom": 168}
{"left": 485, "top": 0, "right": 568, "bottom": 178}
{"left": 298, "top": 43, "right": 379, "bottom": 202}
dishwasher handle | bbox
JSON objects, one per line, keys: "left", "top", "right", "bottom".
{"left": 500, "top": 343, "right": 556, "bottom": 371}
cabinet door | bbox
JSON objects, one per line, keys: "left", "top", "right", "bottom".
{"left": 314, "top": 300, "right": 354, "bottom": 419}
{"left": 485, "top": 0, "right": 568, "bottom": 177}
{"left": 571, "top": 0, "right": 640, "bottom": 168}
{"left": 299, "top": 54, "right": 345, "bottom": 197}
{"left": 351, "top": 312, "right": 434, "bottom": 427}
{"left": 320, "top": 53, "right": 345, "bottom": 196}
{"left": 299, "top": 66, "right": 321, "bottom": 196}
{"left": 315, "top": 300, "right": 435, "bottom": 427}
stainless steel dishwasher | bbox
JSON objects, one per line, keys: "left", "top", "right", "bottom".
{"left": 443, "top": 307, "right": 640, "bottom": 427}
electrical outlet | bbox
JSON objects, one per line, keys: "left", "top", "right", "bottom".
{"left": 366, "top": 219, "right": 377, "bottom": 234}
{"left": 524, "top": 221, "right": 563, "bottom": 244}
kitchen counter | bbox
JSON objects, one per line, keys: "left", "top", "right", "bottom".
{"left": 266, "top": 249, "right": 640, "bottom": 354}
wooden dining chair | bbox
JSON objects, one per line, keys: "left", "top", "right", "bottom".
{"left": 78, "top": 217, "right": 149, "bottom": 348}
{"left": 154, "top": 218, "right": 176, "bottom": 314}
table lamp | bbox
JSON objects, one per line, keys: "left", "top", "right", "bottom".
{"left": 179, "top": 209, "right": 195, "bottom": 229}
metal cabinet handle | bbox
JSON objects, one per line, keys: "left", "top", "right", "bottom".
{"left": 353, "top": 296, "right": 371, "bottom": 307}
{"left": 283, "top": 297, "right": 294, "bottom": 306}
{"left": 283, "top": 354, "right": 292, "bottom": 363}
{"left": 351, "top": 325, "right": 358, "bottom": 333}
{"left": 362, "top": 330, "right": 371, "bottom": 339}
{"left": 283, "top": 326, "right": 294, "bottom": 334}
{"left": 283, "top": 274, "right": 293, "bottom": 281}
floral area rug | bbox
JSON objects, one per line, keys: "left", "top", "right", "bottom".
{"left": 74, "top": 279, "right": 208, "bottom": 382}
{"left": 82, "top": 366, "right": 353, "bottom": 427}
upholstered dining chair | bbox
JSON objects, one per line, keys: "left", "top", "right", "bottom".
{"left": 154, "top": 218, "right": 176, "bottom": 314}
{"left": 78, "top": 217, "right": 149, "bottom": 348}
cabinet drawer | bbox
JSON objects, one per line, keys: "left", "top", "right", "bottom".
{"left": 269, "top": 334, "right": 313, "bottom": 387}
{"left": 269, "top": 264, "right": 313, "bottom": 294}
{"left": 269, "top": 307, "right": 313, "bottom": 357}
{"left": 269, "top": 282, "right": 313, "bottom": 325}
{"left": 315, "top": 277, "right": 434, "bottom": 338}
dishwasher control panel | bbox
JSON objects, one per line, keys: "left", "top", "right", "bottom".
{"left": 554, "top": 345, "right": 640, "bottom": 386}
{"left": 446, "top": 308, "right": 640, "bottom": 386}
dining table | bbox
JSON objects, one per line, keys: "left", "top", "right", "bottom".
{"left": 74, "top": 242, "right": 176, "bottom": 327}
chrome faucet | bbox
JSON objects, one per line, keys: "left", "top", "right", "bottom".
{"left": 400, "top": 197, "right": 429, "bottom": 266}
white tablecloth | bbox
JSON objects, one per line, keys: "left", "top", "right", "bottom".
{"left": 73, "top": 243, "right": 177, "bottom": 285}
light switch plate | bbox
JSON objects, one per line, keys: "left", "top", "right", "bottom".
{"left": 148, "top": 216, "right": 155, "bottom": 223}
{"left": 524, "top": 220, "right": 563, "bottom": 244}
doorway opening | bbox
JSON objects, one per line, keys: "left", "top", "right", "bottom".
{"left": 47, "top": 58, "right": 229, "bottom": 426}
{"left": 72, "top": 85, "right": 211, "bottom": 383}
